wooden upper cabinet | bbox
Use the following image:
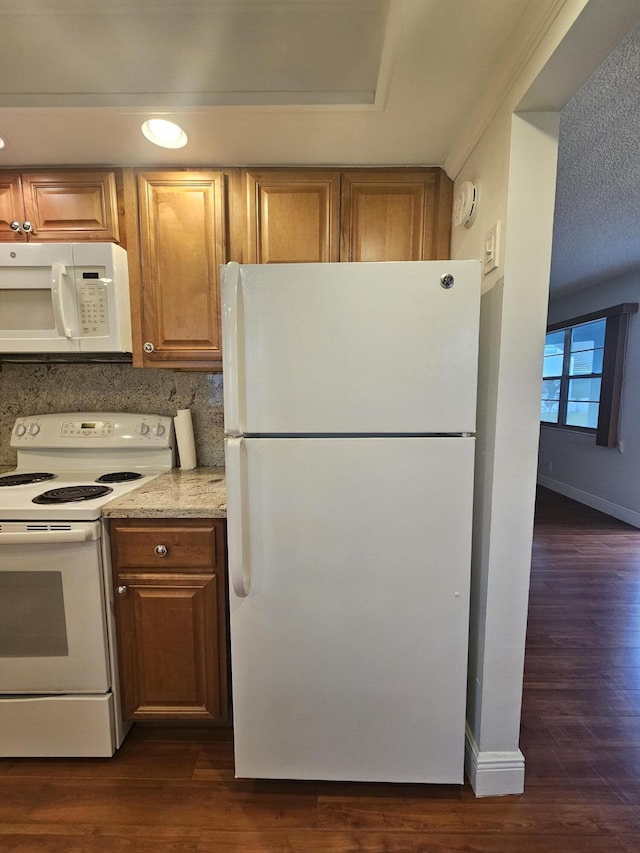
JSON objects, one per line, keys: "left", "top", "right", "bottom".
{"left": 340, "top": 169, "right": 453, "bottom": 262}
{"left": 243, "top": 167, "right": 452, "bottom": 264}
{"left": 245, "top": 169, "right": 340, "bottom": 263}
{"left": 0, "top": 170, "right": 121, "bottom": 242}
{"left": 133, "top": 170, "right": 227, "bottom": 369}
{"left": 123, "top": 165, "right": 452, "bottom": 371}
{"left": 22, "top": 172, "right": 121, "bottom": 242}
{"left": 0, "top": 172, "right": 26, "bottom": 241}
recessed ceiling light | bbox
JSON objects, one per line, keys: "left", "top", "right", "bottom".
{"left": 141, "top": 119, "right": 188, "bottom": 149}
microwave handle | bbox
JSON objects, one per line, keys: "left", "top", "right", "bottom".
{"left": 51, "top": 263, "right": 73, "bottom": 338}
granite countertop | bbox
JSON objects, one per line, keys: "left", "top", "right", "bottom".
{"left": 102, "top": 467, "right": 227, "bottom": 519}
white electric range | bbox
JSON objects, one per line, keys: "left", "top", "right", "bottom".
{"left": 0, "top": 412, "right": 175, "bottom": 521}
{"left": 0, "top": 412, "right": 175, "bottom": 757}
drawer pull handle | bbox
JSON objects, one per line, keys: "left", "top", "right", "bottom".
{"left": 116, "top": 585, "right": 127, "bottom": 597}
{"left": 154, "top": 544, "right": 168, "bottom": 557}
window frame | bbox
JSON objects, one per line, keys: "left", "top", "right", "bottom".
{"left": 541, "top": 302, "right": 638, "bottom": 448}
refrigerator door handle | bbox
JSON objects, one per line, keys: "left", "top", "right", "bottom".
{"left": 225, "top": 436, "right": 251, "bottom": 598}
{"left": 222, "top": 261, "right": 242, "bottom": 436}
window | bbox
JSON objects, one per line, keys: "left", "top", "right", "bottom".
{"left": 542, "top": 318, "right": 604, "bottom": 429}
{"left": 540, "top": 303, "right": 638, "bottom": 448}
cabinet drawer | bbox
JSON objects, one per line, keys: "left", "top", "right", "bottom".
{"left": 111, "top": 520, "right": 220, "bottom": 569}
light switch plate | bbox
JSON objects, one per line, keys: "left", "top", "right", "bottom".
{"left": 483, "top": 221, "right": 500, "bottom": 275}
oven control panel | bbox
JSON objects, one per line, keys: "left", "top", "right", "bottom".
{"left": 11, "top": 413, "right": 174, "bottom": 448}
{"left": 61, "top": 420, "right": 115, "bottom": 437}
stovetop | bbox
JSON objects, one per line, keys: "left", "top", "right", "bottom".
{"left": 0, "top": 412, "right": 175, "bottom": 521}
{"left": 0, "top": 469, "right": 165, "bottom": 521}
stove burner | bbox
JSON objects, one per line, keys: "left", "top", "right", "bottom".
{"left": 0, "top": 472, "right": 56, "bottom": 487}
{"left": 96, "top": 471, "right": 144, "bottom": 484}
{"left": 32, "top": 485, "right": 114, "bottom": 504}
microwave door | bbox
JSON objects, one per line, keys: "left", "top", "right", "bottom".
{"left": 0, "top": 248, "right": 79, "bottom": 352}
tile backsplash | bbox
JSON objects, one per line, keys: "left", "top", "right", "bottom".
{"left": 0, "top": 363, "right": 225, "bottom": 468}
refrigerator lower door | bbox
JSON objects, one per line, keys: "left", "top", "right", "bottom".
{"left": 226, "top": 435, "right": 474, "bottom": 783}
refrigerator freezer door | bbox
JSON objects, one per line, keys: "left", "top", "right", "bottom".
{"left": 226, "top": 435, "right": 474, "bottom": 783}
{"left": 222, "top": 260, "right": 480, "bottom": 436}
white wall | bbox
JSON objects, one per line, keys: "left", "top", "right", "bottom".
{"left": 452, "top": 110, "right": 561, "bottom": 796}
{"left": 538, "top": 271, "right": 640, "bottom": 526}
{"left": 444, "top": 0, "right": 640, "bottom": 796}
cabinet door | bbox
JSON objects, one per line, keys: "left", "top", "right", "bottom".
{"left": 115, "top": 572, "right": 223, "bottom": 721}
{"left": 246, "top": 169, "right": 340, "bottom": 263}
{"left": 136, "top": 171, "right": 226, "bottom": 368}
{"left": 0, "top": 172, "right": 26, "bottom": 242}
{"left": 21, "top": 171, "right": 120, "bottom": 242}
{"left": 111, "top": 518, "right": 229, "bottom": 722}
{"left": 340, "top": 169, "right": 452, "bottom": 261}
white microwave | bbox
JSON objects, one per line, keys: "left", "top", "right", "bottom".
{"left": 0, "top": 243, "right": 132, "bottom": 354}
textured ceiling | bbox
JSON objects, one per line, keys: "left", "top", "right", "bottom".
{"left": 550, "top": 22, "right": 640, "bottom": 295}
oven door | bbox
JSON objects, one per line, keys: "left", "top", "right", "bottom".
{"left": 0, "top": 521, "right": 110, "bottom": 692}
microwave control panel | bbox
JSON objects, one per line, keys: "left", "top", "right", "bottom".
{"left": 76, "top": 271, "right": 110, "bottom": 336}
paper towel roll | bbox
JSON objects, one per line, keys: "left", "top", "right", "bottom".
{"left": 174, "top": 409, "right": 197, "bottom": 470}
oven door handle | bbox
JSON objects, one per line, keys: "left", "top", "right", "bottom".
{"left": 0, "top": 529, "right": 98, "bottom": 545}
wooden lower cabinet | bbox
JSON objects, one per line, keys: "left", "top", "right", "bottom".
{"left": 110, "top": 518, "right": 229, "bottom": 723}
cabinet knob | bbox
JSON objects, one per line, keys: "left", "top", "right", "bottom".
{"left": 116, "top": 585, "right": 128, "bottom": 597}
{"left": 154, "top": 544, "right": 168, "bottom": 557}
{"left": 10, "top": 221, "right": 21, "bottom": 233}
{"left": 22, "top": 221, "right": 34, "bottom": 233}
{"left": 143, "top": 342, "right": 155, "bottom": 353}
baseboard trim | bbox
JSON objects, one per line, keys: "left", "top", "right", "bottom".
{"left": 464, "top": 723, "right": 525, "bottom": 797}
{"left": 537, "top": 476, "right": 640, "bottom": 528}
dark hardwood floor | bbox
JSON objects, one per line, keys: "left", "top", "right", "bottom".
{"left": 1, "top": 485, "right": 640, "bottom": 851}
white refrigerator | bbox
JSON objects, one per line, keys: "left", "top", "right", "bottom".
{"left": 222, "top": 259, "right": 480, "bottom": 784}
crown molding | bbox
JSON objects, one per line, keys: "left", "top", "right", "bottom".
{"left": 444, "top": 0, "right": 582, "bottom": 179}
